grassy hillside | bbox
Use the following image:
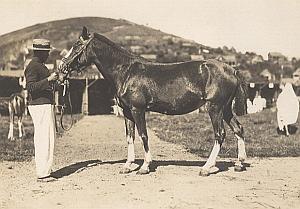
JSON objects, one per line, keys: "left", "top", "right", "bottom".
{"left": 147, "top": 109, "right": 300, "bottom": 158}
{"left": 0, "top": 17, "right": 190, "bottom": 65}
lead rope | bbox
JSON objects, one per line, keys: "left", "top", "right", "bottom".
{"left": 59, "top": 82, "right": 73, "bottom": 131}
{"left": 54, "top": 81, "right": 74, "bottom": 132}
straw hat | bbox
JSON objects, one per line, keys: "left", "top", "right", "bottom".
{"left": 32, "top": 39, "right": 54, "bottom": 51}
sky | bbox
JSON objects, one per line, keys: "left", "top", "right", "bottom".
{"left": 1, "top": 0, "right": 300, "bottom": 59}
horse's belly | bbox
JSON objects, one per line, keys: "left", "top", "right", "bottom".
{"left": 149, "top": 93, "right": 205, "bottom": 115}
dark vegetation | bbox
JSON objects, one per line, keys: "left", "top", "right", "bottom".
{"left": 147, "top": 109, "right": 300, "bottom": 158}
{"left": 1, "top": 109, "right": 299, "bottom": 162}
{"left": 0, "top": 114, "right": 82, "bottom": 161}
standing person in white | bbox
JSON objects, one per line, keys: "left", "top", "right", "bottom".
{"left": 276, "top": 83, "right": 299, "bottom": 136}
{"left": 25, "top": 39, "right": 58, "bottom": 182}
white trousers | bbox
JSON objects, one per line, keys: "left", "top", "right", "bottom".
{"left": 28, "top": 104, "right": 55, "bottom": 178}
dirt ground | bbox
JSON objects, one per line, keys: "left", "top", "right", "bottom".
{"left": 1, "top": 115, "right": 300, "bottom": 209}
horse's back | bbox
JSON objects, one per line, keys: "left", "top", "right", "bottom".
{"left": 144, "top": 60, "right": 204, "bottom": 72}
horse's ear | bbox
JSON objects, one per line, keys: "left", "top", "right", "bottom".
{"left": 81, "top": 26, "right": 89, "bottom": 40}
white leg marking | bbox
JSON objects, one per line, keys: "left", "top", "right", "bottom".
{"left": 124, "top": 136, "right": 135, "bottom": 169}
{"left": 127, "top": 142, "right": 135, "bottom": 162}
{"left": 18, "top": 119, "right": 23, "bottom": 138}
{"left": 203, "top": 141, "right": 220, "bottom": 169}
{"left": 8, "top": 121, "right": 14, "bottom": 139}
{"left": 235, "top": 134, "right": 247, "bottom": 162}
{"left": 141, "top": 151, "right": 152, "bottom": 171}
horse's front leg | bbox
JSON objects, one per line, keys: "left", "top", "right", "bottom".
{"left": 131, "top": 108, "right": 152, "bottom": 175}
{"left": 120, "top": 117, "right": 136, "bottom": 174}
{"left": 200, "top": 104, "right": 225, "bottom": 176}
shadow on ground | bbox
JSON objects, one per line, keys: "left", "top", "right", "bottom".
{"left": 51, "top": 159, "right": 250, "bottom": 179}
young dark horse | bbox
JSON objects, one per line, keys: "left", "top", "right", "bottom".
{"left": 58, "top": 27, "right": 248, "bottom": 176}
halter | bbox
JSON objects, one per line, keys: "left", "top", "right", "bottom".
{"left": 53, "top": 36, "right": 92, "bottom": 131}
{"left": 60, "top": 34, "right": 94, "bottom": 76}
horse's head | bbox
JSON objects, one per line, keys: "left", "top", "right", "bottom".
{"left": 58, "top": 26, "right": 94, "bottom": 83}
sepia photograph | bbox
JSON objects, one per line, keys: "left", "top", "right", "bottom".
{"left": 0, "top": 0, "right": 300, "bottom": 208}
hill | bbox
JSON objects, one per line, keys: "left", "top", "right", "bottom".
{"left": 0, "top": 17, "right": 207, "bottom": 66}
{"left": 1, "top": 16, "right": 298, "bottom": 81}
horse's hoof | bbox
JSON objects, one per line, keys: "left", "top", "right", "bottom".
{"left": 119, "top": 167, "right": 132, "bottom": 174}
{"left": 209, "top": 166, "right": 219, "bottom": 174}
{"left": 234, "top": 165, "right": 246, "bottom": 172}
{"left": 136, "top": 169, "right": 150, "bottom": 175}
{"left": 199, "top": 168, "right": 210, "bottom": 176}
{"left": 199, "top": 166, "right": 219, "bottom": 176}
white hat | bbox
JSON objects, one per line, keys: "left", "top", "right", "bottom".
{"left": 32, "top": 39, "right": 54, "bottom": 51}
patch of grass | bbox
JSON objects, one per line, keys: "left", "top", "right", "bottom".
{"left": 147, "top": 109, "right": 300, "bottom": 158}
{"left": 0, "top": 114, "right": 83, "bottom": 161}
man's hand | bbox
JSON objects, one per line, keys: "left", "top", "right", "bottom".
{"left": 63, "top": 79, "right": 69, "bottom": 87}
{"left": 47, "top": 72, "right": 58, "bottom": 82}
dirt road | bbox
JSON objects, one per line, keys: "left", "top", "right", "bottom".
{"left": 1, "top": 115, "right": 299, "bottom": 209}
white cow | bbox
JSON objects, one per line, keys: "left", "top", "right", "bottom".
{"left": 276, "top": 83, "right": 299, "bottom": 136}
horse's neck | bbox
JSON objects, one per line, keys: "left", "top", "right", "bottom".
{"left": 92, "top": 39, "right": 140, "bottom": 94}
{"left": 93, "top": 58, "right": 133, "bottom": 90}
{"left": 93, "top": 38, "right": 133, "bottom": 67}
{"left": 93, "top": 44, "right": 134, "bottom": 79}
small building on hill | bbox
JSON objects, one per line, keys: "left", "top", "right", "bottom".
{"left": 130, "top": 46, "right": 143, "bottom": 54}
{"left": 251, "top": 55, "right": 264, "bottom": 64}
{"left": 268, "top": 52, "right": 286, "bottom": 65}
{"left": 191, "top": 54, "right": 204, "bottom": 60}
{"left": 140, "top": 54, "right": 157, "bottom": 61}
{"left": 216, "top": 55, "right": 237, "bottom": 66}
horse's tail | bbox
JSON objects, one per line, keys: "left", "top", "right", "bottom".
{"left": 233, "top": 70, "right": 248, "bottom": 116}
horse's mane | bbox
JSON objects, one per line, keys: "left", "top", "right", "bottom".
{"left": 92, "top": 33, "right": 203, "bottom": 67}
{"left": 93, "top": 33, "right": 150, "bottom": 63}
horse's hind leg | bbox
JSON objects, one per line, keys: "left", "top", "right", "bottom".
{"left": 120, "top": 117, "right": 136, "bottom": 174}
{"left": 200, "top": 104, "right": 225, "bottom": 176}
{"left": 8, "top": 105, "right": 14, "bottom": 140}
{"left": 131, "top": 108, "right": 152, "bottom": 175}
{"left": 224, "top": 108, "right": 247, "bottom": 172}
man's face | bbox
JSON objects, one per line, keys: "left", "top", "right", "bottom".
{"left": 35, "top": 50, "right": 50, "bottom": 63}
